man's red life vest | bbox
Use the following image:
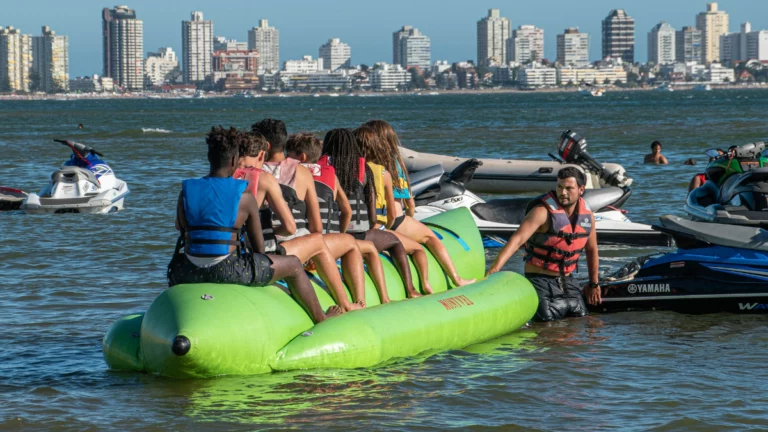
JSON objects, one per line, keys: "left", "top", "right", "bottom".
{"left": 695, "top": 173, "right": 707, "bottom": 185}
{"left": 233, "top": 167, "right": 261, "bottom": 196}
{"left": 524, "top": 191, "right": 593, "bottom": 275}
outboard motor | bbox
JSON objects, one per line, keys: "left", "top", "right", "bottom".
{"left": 558, "top": 130, "right": 633, "bottom": 188}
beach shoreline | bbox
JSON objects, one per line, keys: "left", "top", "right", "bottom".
{"left": 1, "top": 82, "right": 766, "bottom": 101}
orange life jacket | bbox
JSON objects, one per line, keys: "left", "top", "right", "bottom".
{"left": 524, "top": 191, "right": 593, "bottom": 275}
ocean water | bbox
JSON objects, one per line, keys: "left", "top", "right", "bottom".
{"left": 1, "top": 90, "right": 767, "bottom": 430}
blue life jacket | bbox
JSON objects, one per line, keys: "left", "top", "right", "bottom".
{"left": 393, "top": 159, "right": 411, "bottom": 200}
{"left": 182, "top": 177, "right": 247, "bottom": 257}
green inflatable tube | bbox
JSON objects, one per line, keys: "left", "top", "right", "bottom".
{"left": 102, "top": 208, "right": 538, "bottom": 378}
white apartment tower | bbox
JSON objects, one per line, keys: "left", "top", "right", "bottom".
{"left": 696, "top": 2, "right": 729, "bottom": 64}
{"left": 721, "top": 22, "right": 768, "bottom": 64}
{"left": 145, "top": 47, "right": 178, "bottom": 87}
{"left": 557, "top": 28, "right": 590, "bottom": 67}
{"left": 32, "top": 26, "right": 69, "bottom": 92}
{"left": 509, "top": 25, "right": 544, "bottom": 64}
{"left": 648, "top": 21, "right": 676, "bottom": 65}
{"left": 248, "top": 20, "right": 279, "bottom": 72}
{"left": 676, "top": 26, "right": 703, "bottom": 64}
{"left": 477, "top": 9, "right": 511, "bottom": 66}
{"left": 0, "top": 27, "right": 33, "bottom": 92}
{"left": 602, "top": 9, "right": 635, "bottom": 64}
{"left": 393, "top": 26, "right": 431, "bottom": 71}
{"left": 102, "top": 6, "right": 144, "bottom": 91}
{"left": 319, "top": 38, "right": 351, "bottom": 71}
{"left": 182, "top": 11, "right": 213, "bottom": 84}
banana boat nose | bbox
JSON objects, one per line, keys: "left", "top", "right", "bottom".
{"left": 171, "top": 335, "right": 191, "bottom": 356}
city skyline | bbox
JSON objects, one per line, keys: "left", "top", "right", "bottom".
{"left": 2, "top": 0, "right": 768, "bottom": 76}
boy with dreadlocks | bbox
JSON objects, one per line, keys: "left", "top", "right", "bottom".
{"left": 253, "top": 119, "right": 369, "bottom": 311}
{"left": 168, "top": 127, "right": 340, "bottom": 323}
{"left": 287, "top": 132, "right": 410, "bottom": 303}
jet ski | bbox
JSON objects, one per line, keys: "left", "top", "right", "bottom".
{"left": 21, "top": 139, "right": 130, "bottom": 214}
{"left": 685, "top": 142, "right": 768, "bottom": 227}
{"left": 402, "top": 129, "right": 633, "bottom": 194}
{"left": 412, "top": 157, "right": 671, "bottom": 247}
{"left": 0, "top": 187, "right": 28, "bottom": 211}
{"left": 595, "top": 215, "right": 768, "bottom": 314}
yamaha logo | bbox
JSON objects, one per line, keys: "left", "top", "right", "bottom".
{"left": 627, "top": 283, "right": 671, "bottom": 294}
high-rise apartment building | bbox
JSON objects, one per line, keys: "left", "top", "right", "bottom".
{"left": 0, "top": 26, "right": 33, "bottom": 92}
{"left": 557, "top": 28, "right": 590, "bottom": 67}
{"left": 676, "top": 26, "right": 703, "bottom": 63}
{"left": 696, "top": 2, "right": 729, "bottom": 64}
{"left": 182, "top": 11, "right": 213, "bottom": 84}
{"left": 477, "top": 9, "right": 511, "bottom": 66}
{"left": 509, "top": 25, "right": 544, "bottom": 64}
{"left": 648, "top": 21, "right": 676, "bottom": 65}
{"left": 319, "top": 38, "right": 351, "bottom": 71}
{"left": 720, "top": 22, "right": 768, "bottom": 64}
{"left": 248, "top": 19, "right": 279, "bottom": 72}
{"left": 602, "top": 9, "right": 635, "bottom": 63}
{"left": 392, "top": 26, "right": 431, "bottom": 71}
{"left": 32, "top": 26, "right": 69, "bottom": 92}
{"left": 102, "top": 5, "right": 144, "bottom": 91}
{"left": 144, "top": 47, "right": 178, "bottom": 87}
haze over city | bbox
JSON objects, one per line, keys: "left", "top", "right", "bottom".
{"left": 3, "top": 0, "right": 768, "bottom": 76}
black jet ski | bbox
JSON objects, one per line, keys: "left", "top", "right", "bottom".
{"left": 0, "top": 187, "right": 28, "bottom": 211}
{"left": 685, "top": 142, "right": 768, "bottom": 226}
{"left": 594, "top": 215, "right": 768, "bottom": 314}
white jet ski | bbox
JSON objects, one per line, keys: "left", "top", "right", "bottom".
{"left": 21, "top": 139, "right": 130, "bottom": 214}
{"left": 412, "top": 159, "right": 671, "bottom": 248}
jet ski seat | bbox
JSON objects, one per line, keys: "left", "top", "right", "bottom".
{"left": 471, "top": 198, "right": 531, "bottom": 225}
{"left": 50, "top": 167, "right": 100, "bottom": 192}
{"left": 470, "top": 187, "right": 630, "bottom": 225}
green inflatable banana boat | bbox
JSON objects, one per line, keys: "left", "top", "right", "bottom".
{"left": 103, "top": 208, "right": 538, "bottom": 378}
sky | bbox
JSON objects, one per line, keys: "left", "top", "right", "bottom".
{"left": 4, "top": 0, "right": 768, "bottom": 76}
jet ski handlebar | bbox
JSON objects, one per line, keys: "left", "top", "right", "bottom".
{"left": 448, "top": 158, "right": 482, "bottom": 186}
{"left": 54, "top": 139, "right": 104, "bottom": 157}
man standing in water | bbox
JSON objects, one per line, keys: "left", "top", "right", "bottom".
{"left": 644, "top": 141, "right": 669, "bottom": 164}
{"left": 486, "top": 167, "right": 601, "bottom": 321}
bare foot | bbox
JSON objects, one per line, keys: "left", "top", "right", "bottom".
{"left": 454, "top": 277, "right": 476, "bottom": 287}
{"left": 421, "top": 282, "right": 434, "bottom": 295}
{"left": 406, "top": 289, "right": 422, "bottom": 298}
{"left": 346, "top": 300, "right": 365, "bottom": 311}
{"left": 324, "top": 305, "right": 343, "bottom": 319}
{"left": 380, "top": 296, "right": 391, "bottom": 304}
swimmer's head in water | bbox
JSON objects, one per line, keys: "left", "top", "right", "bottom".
{"left": 651, "top": 141, "right": 662, "bottom": 152}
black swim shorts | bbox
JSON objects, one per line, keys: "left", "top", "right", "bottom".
{"left": 349, "top": 231, "right": 368, "bottom": 241}
{"left": 525, "top": 273, "right": 589, "bottom": 322}
{"left": 168, "top": 252, "right": 274, "bottom": 288}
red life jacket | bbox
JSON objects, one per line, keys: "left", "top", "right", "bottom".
{"left": 524, "top": 191, "right": 593, "bottom": 275}
{"left": 318, "top": 155, "right": 371, "bottom": 233}
{"left": 305, "top": 156, "right": 340, "bottom": 234}
{"left": 695, "top": 173, "right": 707, "bottom": 185}
{"left": 233, "top": 167, "right": 261, "bottom": 196}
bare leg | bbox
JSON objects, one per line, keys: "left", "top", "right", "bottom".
{"left": 363, "top": 230, "right": 419, "bottom": 298}
{"left": 355, "top": 239, "right": 389, "bottom": 304}
{"left": 281, "top": 233, "right": 359, "bottom": 311}
{"left": 267, "top": 254, "right": 342, "bottom": 323}
{"left": 391, "top": 231, "right": 432, "bottom": 295}
{"left": 395, "top": 217, "right": 476, "bottom": 287}
{"left": 322, "top": 233, "right": 366, "bottom": 309}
